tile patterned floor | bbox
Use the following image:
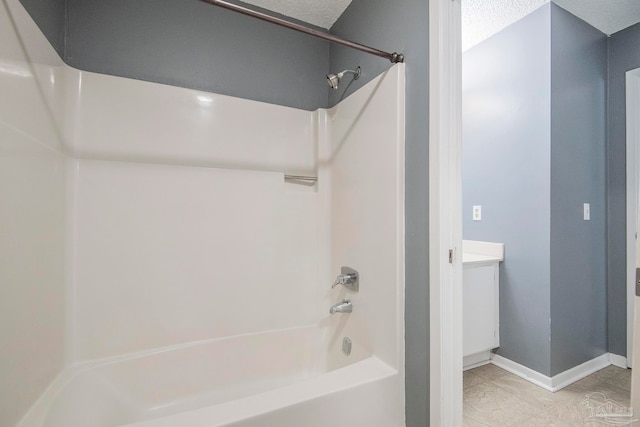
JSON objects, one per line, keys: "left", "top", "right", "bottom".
{"left": 464, "top": 364, "right": 632, "bottom": 426}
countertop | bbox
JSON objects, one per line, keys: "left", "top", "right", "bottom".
{"left": 462, "top": 240, "right": 504, "bottom": 266}
{"left": 462, "top": 252, "right": 503, "bottom": 265}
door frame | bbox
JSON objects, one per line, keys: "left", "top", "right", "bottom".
{"left": 626, "top": 68, "right": 640, "bottom": 368}
{"left": 429, "top": 0, "right": 463, "bottom": 425}
{"left": 430, "top": 4, "right": 635, "bottom": 423}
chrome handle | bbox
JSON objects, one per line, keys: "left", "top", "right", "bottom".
{"left": 331, "top": 267, "right": 359, "bottom": 292}
{"left": 332, "top": 273, "right": 356, "bottom": 288}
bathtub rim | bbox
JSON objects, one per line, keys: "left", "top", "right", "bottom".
{"left": 16, "top": 322, "right": 380, "bottom": 427}
{"left": 120, "top": 356, "right": 398, "bottom": 427}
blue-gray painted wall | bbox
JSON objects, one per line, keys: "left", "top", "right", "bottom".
{"left": 463, "top": 5, "right": 552, "bottom": 375}
{"left": 549, "top": 4, "right": 607, "bottom": 376}
{"left": 607, "top": 22, "right": 640, "bottom": 357}
{"left": 464, "top": 4, "right": 610, "bottom": 376}
{"left": 20, "top": 0, "right": 330, "bottom": 111}
{"left": 17, "top": 0, "right": 65, "bottom": 58}
{"left": 65, "top": 0, "right": 331, "bottom": 111}
{"left": 330, "top": 2, "right": 430, "bottom": 425}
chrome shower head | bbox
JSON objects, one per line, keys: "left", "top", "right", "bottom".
{"left": 326, "top": 66, "right": 361, "bottom": 90}
{"left": 326, "top": 73, "right": 340, "bottom": 89}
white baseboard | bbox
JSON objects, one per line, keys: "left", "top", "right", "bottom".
{"left": 609, "top": 353, "right": 628, "bottom": 369}
{"left": 552, "top": 353, "right": 611, "bottom": 391}
{"left": 463, "top": 351, "right": 491, "bottom": 371}
{"left": 491, "top": 352, "right": 614, "bottom": 392}
{"left": 490, "top": 354, "right": 554, "bottom": 391}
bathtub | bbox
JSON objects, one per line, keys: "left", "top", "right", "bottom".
{"left": 18, "top": 326, "right": 403, "bottom": 427}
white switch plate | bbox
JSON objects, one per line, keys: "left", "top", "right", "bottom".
{"left": 584, "top": 203, "right": 590, "bottom": 221}
{"left": 473, "top": 205, "right": 482, "bottom": 221}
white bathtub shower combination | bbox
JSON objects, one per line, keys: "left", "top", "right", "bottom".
{"left": 1, "top": 1, "right": 406, "bottom": 426}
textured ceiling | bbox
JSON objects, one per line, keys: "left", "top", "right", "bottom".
{"left": 241, "top": 0, "right": 353, "bottom": 29}
{"left": 462, "top": 0, "right": 640, "bottom": 51}
{"left": 553, "top": 0, "right": 640, "bottom": 35}
{"left": 239, "top": 0, "right": 640, "bottom": 49}
{"left": 462, "top": 0, "right": 548, "bottom": 51}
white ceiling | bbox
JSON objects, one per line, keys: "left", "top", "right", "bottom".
{"left": 554, "top": 0, "right": 640, "bottom": 35}
{"left": 462, "top": 0, "right": 640, "bottom": 51}
{"left": 462, "top": 0, "right": 547, "bottom": 51}
{"left": 239, "top": 0, "right": 640, "bottom": 51}
{"left": 241, "top": 0, "right": 352, "bottom": 29}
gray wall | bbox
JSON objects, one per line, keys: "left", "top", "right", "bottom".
{"left": 607, "top": 22, "right": 640, "bottom": 357}
{"left": 329, "top": 1, "right": 430, "bottom": 426}
{"left": 549, "top": 4, "right": 607, "bottom": 376}
{"left": 463, "top": 5, "right": 552, "bottom": 375}
{"left": 464, "top": 4, "right": 610, "bottom": 376}
{"left": 20, "top": 0, "right": 330, "bottom": 111}
{"left": 18, "top": 0, "right": 65, "bottom": 58}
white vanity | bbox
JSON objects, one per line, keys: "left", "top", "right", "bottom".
{"left": 463, "top": 240, "right": 504, "bottom": 369}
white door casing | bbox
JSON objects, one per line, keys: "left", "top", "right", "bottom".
{"left": 429, "top": 0, "right": 463, "bottom": 426}
{"left": 431, "top": 7, "right": 638, "bottom": 427}
{"left": 627, "top": 69, "right": 640, "bottom": 368}
{"left": 630, "top": 69, "right": 640, "bottom": 424}
{"left": 630, "top": 190, "right": 640, "bottom": 423}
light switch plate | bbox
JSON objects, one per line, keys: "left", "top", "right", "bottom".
{"left": 584, "top": 203, "right": 590, "bottom": 221}
{"left": 473, "top": 205, "right": 482, "bottom": 221}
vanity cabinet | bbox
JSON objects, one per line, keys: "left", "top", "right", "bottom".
{"left": 463, "top": 261, "right": 500, "bottom": 357}
{"left": 462, "top": 240, "right": 504, "bottom": 362}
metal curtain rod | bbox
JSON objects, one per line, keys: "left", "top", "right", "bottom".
{"left": 197, "top": 0, "right": 404, "bottom": 63}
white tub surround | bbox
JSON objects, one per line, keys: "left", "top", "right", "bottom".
{"left": 72, "top": 160, "right": 320, "bottom": 360}
{"left": 322, "top": 66, "right": 406, "bottom": 372}
{"left": 0, "top": 1, "right": 67, "bottom": 426}
{"left": 15, "top": 65, "right": 406, "bottom": 427}
{"left": 6, "top": 1, "right": 406, "bottom": 423}
{"left": 62, "top": 71, "right": 316, "bottom": 175}
{"left": 463, "top": 240, "right": 504, "bottom": 369}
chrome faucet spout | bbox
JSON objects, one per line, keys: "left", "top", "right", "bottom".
{"left": 329, "top": 299, "right": 353, "bottom": 314}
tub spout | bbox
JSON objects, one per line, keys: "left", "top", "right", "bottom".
{"left": 329, "top": 299, "right": 353, "bottom": 314}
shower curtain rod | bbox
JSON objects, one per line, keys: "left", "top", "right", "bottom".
{"left": 197, "top": 0, "right": 405, "bottom": 63}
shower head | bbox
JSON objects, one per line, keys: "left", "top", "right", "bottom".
{"left": 326, "top": 66, "right": 361, "bottom": 90}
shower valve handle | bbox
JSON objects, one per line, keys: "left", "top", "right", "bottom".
{"left": 331, "top": 267, "right": 359, "bottom": 292}
{"left": 333, "top": 274, "right": 356, "bottom": 288}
